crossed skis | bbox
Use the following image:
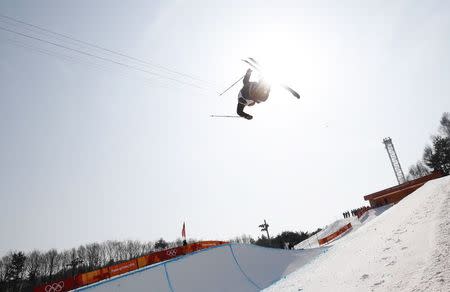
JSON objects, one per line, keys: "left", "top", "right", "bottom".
{"left": 241, "top": 58, "right": 300, "bottom": 99}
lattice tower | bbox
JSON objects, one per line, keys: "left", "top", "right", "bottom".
{"left": 383, "top": 137, "right": 406, "bottom": 185}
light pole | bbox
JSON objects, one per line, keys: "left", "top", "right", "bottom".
{"left": 259, "top": 219, "right": 270, "bottom": 239}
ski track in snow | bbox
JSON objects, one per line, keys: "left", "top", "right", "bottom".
{"left": 295, "top": 204, "right": 392, "bottom": 250}
{"left": 265, "top": 176, "right": 450, "bottom": 292}
{"left": 411, "top": 179, "right": 450, "bottom": 291}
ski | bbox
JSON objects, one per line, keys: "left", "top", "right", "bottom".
{"left": 210, "top": 115, "right": 241, "bottom": 118}
{"left": 242, "top": 58, "right": 261, "bottom": 72}
{"left": 241, "top": 58, "right": 301, "bottom": 99}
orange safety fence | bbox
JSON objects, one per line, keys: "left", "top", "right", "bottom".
{"left": 75, "top": 267, "right": 109, "bottom": 287}
{"left": 318, "top": 223, "right": 352, "bottom": 245}
{"left": 109, "top": 259, "right": 138, "bottom": 278}
{"left": 34, "top": 240, "right": 227, "bottom": 292}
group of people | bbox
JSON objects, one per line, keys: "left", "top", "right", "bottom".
{"left": 342, "top": 206, "right": 371, "bottom": 219}
{"left": 342, "top": 211, "right": 352, "bottom": 218}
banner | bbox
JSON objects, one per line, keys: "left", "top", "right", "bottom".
{"left": 109, "top": 260, "right": 138, "bottom": 277}
{"left": 318, "top": 223, "right": 352, "bottom": 245}
{"left": 75, "top": 267, "right": 109, "bottom": 287}
{"left": 34, "top": 278, "right": 74, "bottom": 292}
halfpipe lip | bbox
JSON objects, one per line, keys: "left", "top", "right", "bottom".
{"left": 74, "top": 243, "right": 327, "bottom": 291}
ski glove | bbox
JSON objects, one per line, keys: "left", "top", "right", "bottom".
{"left": 243, "top": 114, "right": 253, "bottom": 120}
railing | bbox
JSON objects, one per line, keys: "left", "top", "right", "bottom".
{"left": 318, "top": 223, "right": 352, "bottom": 245}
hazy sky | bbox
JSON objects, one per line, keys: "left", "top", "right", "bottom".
{"left": 1, "top": 0, "right": 449, "bottom": 256}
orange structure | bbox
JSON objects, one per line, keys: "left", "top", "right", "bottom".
{"left": 363, "top": 172, "right": 444, "bottom": 207}
{"left": 318, "top": 223, "right": 352, "bottom": 246}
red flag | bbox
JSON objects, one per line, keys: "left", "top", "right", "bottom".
{"left": 181, "top": 222, "right": 186, "bottom": 238}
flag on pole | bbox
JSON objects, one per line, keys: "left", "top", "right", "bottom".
{"left": 181, "top": 222, "right": 186, "bottom": 239}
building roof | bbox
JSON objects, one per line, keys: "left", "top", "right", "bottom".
{"left": 363, "top": 172, "right": 443, "bottom": 201}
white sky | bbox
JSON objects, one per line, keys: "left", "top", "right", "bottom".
{"left": 1, "top": 0, "right": 449, "bottom": 256}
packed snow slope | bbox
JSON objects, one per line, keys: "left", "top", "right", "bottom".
{"left": 265, "top": 175, "right": 450, "bottom": 292}
{"left": 296, "top": 204, "right": 393, "bottom": 249}
{"left": 295, "top": 216, "right": 361, "bottom": 249}
{"left": 74, "top": 243, "right": 327, "bottom": 292}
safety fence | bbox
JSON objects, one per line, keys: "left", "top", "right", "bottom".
{"left": 34, "top": 241, "right": 227, "bottom": 292}
{"left": 318, "top": 223, "right": 352, "bottom": 245}
{"left": 355, "top": 206, "right": 371, "bottom": 219}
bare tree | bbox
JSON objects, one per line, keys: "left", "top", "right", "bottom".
{"left": 43, "top": 249, "right": 59, "bottom": 278}
{"left": 407, "top": 161, "right": 431, "bottom": 180}
{"left": 77, "top": 245, "right": 87, "bottom": 268}
{"left": 125, "top": 240, "right": 141, "bottom": 259}
{"left": 59, "top": 250, "right": 73, "bottom": 273}
{"left": 140, "top": 241, "right": 154, "bottom": 255}
{"left": 104, "top": 240, "right": 118, "bottom": 264}
{"left": 69, "top": 248, "right": 77, "bottom": 264}
{"left": 0, "top": 256, "right": 7, "bottom": 282}
{"left": 66, "top": 248, "right": 83, "bottom": 276}
{"left": 99, "top": 243, "right": 109, "bottom": 266}
{"left": 26, "top": 250, "right": 43, "bottom": 283}
{"left": 55, "top": 252, "right": 64, "bottom": 276}
{"left": 85, "top": 243, "right": 102, "bottom": 268}
{"left": 104, "top": 240, "right": 128, "bottom": 262}
{"left": 1, "top": 254, "right": 12, "bottom": 280}
{"left": 116, "top": 241, "right": 128, "bottom": 261}
{"left": 230, "top": 234, "right": 255, "bottom": 244}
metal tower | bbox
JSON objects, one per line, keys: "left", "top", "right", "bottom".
{"left": 383, "top": 137, "right": 406, "bottom": 185}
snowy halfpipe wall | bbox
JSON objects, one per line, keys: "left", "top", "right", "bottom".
{"left": 266, "top": 175, "right": 450, "bottom": 291}
{"left": 75, "top": 244, "right": 326, "bottom": 292}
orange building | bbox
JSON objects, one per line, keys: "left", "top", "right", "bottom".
{"left": 364, "top": 172, "right": 444, "bottom": 207}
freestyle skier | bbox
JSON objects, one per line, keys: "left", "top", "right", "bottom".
{"left": 213, "top": 58, "right": 300, "bottom": 120}
{"left": 236, "top": 68, "right": 271, "bottom": 120}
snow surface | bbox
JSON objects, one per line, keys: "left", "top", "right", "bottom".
{"left": 265, "top": 175, "right": 450, "bottom": 291}
{"left": 359, "top": 203, "right": 393, "bottom": 225}
{"left": 74, "top": 244, "right": 327, "bottom": 292}
{"left": 295, "top": 216, "right": 362, "bottom": 249}
{"left": 73, "top": 176, "right": 450, "bottom": 292}
{"left": 295, "top": 204, "right": 393, "bottom": 249}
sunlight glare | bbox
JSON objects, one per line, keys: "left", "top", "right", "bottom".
{"left": 245, "top": 30, "right": 302, "bottom": 86}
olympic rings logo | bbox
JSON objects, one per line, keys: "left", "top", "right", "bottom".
{"left": 45, "top": 281, "right": 64, "bottom": 292}
{"left": 166, "top": 250, "right": 177, "bottom": 257}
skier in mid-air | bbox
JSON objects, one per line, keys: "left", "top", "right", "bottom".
{"left": 236, "top": 68, "right": 271, "bottom": 120}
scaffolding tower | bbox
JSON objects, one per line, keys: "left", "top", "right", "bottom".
{"left": 383, "top": 137, "right": 406, "bottom": 185}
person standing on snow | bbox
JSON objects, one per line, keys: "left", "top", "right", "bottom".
{"left": 236, "top": 68, "right": 271, "bottom": 120}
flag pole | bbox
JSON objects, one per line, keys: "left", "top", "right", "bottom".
{"left": 182, "top": 222, "right": 187, "bottom": 246}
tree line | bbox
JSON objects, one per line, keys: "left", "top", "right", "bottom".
{"left": 407, "top": 112, "right": 450, "bottom": 180}
{"left": 231, "top": 228, "right": 322, "bottom": 249}
{"left": 0, "top": 237, "right": 187, "bottom": 292}
{"left": 1, "top": 228, "right": 323, "bottom": 291}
